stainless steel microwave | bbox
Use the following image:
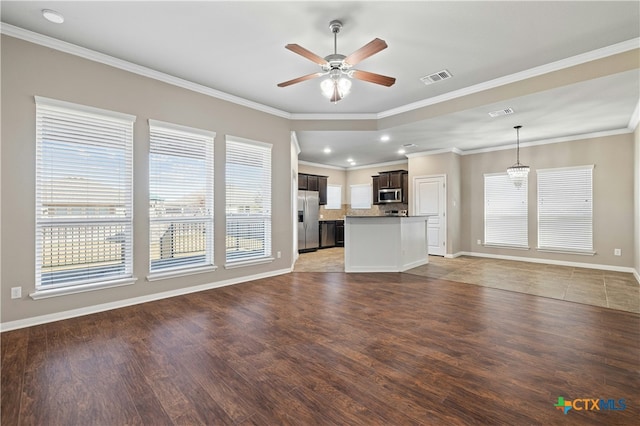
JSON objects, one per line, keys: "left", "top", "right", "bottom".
{"left": 379, "top": 188, "right": 402, "bottom": 203}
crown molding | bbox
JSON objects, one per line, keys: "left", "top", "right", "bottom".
{"left": 347, "top": 159, "right": 408, "bottom": 171}
{"left": 298, "top": 160, "right": 347, "bottom": 171}
{"left": 1, "top": 23, "right": 292, "bottom": 119}
{"left": 406, "top": 147, "right": 463, "bottom": 158}
{"left": 290, "top": 113, "right": 378, "bottom": 121}
{"left": 378, "top": 38, "right": 640, "bottom": 119}
{"left": 406, "top": 128, "right": 631, "bottom": 159}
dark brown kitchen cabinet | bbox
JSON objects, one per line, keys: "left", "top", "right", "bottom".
{"left": 372, "top": 175, "right": 380, "bottom": 205}
{"left": 307, "top": 175, "right": 319, "bottom": 191}
{"left": 298, "top": 173, "right": 308, "bottom": 190}
{"left": 318, "top": 176, "right": 327, "bottom": 205}
{"left": 378, "top": 170, "right": 405, "bottom": 189}
{"left": 402, "top": 172, "right": 409, "bottom": 204}
{"left": 298, "top": 173, "right": 328, "bottom": 205}
{"left": 335, "top": 220, "right": 344, "bottom": 246}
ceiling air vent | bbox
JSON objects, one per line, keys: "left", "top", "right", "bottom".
{"left": 420, "top": 69, "right": 452, "bottom": 85}
{"left": 488, "top": 107, "right": 514, "bottom": 118}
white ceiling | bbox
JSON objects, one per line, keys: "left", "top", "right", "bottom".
{"left": 2, "top": 1, "right": 639, "bottom": 168}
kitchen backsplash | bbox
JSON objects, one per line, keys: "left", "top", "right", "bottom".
{"left": 320, "top": 203, "right": 409, "bottom": 219}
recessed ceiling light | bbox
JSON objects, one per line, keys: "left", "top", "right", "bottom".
{"left": 398, "top": 149, "right": 406, "bottom": 154}
{"left": 380, "top": 135, "right": 390, "bottom": 142}
{"left": 347, "top": 158, "right": 353, "bottom": 162}
{"left": 42, "top": 9, "right": 64, "bottom": 24}
{"left": 323, "top": 147, "right": 332, "bottom": 154}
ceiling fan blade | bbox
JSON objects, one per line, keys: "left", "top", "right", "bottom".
{"left": 277, "top": 72, "right": 325, "bottom": 87}
{"left": 351, "top": 70, "right": 396, "bottom": 87}
{"left": 343, "top": 38, "right": 388, "bottom": 66}
{"left": 285, "top": 44, "right": 329, "bottom": 66}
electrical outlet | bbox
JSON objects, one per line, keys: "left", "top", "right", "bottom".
{"left": 11, "top": 287, "right": 21, "bottom": 299}
{"left": 277, "top": 251, "right": 281, "bottom": 258}
{"left": 477, "top": 239, "right": 482, "bottom": 245}
{"left": 614, "top": 248, "right": 621, "bottom": 256}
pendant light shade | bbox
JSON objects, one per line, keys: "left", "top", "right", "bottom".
{"left": 507, "top": 125, "right": 529, "bottom": 187}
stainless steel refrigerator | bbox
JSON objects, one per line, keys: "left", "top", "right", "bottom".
{"left": 298, "top": 190, "right": 319, "bottom": 252}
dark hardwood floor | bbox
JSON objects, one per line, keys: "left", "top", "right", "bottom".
{"left": 2, "top": 272, "right": 639, "bottom": 425}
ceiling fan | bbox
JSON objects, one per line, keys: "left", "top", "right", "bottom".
{"left": 277, "top": 20, "right": 396, "bottom": 103}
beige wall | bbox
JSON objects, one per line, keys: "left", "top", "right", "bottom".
{"left": 408, "top": 152, "right": 462, "bottom": 255}
{"left": 1, "top": 36, "right": 293, "bottom": 325}
{"left": 634, "top": 125, "right": 640, "bottom": 278}
{"left": 461, "top": 134, "right": 635, "bottom": 267}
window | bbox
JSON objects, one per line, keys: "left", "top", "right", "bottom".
{"left": 326, "top": 184, "right": 342, "bottom": 209}
{"left": 484, "top": 173, "right": 528, "bottom": 248}
{"left": 149, "top": 120, "right": 215, "bottom": 275}
{"left": 35, "top": 97, "right": 135, "bottom": 292}
{"left": 350, "top": 184, "right": 372, "bottom": 209}
{"left": 537, "top": 165, "right": 594, "bottom": 253}
{"left": 226, "top": 137, "right": 272, "bottom": 265}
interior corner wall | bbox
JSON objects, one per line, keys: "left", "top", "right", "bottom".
{"left": 634, "top": 124, "right": 640, "bottom": 280}
{"left": 461, "top": 133, "right": 635, "bottom": 269}
{"left": 1, "top": 35, "right": 293, "bottom": 326}
{"left": 407, "top": 152, "right": 461, "bottom": 255}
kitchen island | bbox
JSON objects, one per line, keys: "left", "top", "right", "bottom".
{"left": 344, "top": 216, "right": 429, "bottom": 273}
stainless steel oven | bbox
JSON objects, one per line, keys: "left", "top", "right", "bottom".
{"left": 378, "top": 188, "right": 402, "bottom": 203}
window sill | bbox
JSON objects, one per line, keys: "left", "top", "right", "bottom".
{"left": 30, "top": 277, "right": 137, "bottom": 300}
{"left": 146, "top": 265, "right": 217, "bottom": 282}
{"left": 224, "top": 257, "right": 275, "bottom": 269}
{"left": 483, "top": 244, "right": 530, "bottom": 251}
{"left": 537, "top": 248, "right": 596, "bottom": 256}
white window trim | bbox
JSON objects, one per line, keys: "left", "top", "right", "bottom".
{"left": 350, "top": 184, "right": 372, "bottom": 209}
{"left": 483, "top": 172, "right": 529, "bottom": 249}
{"left": 325, "top": 184, "right": 342, "bottom": 210}
{"left": 225, "top": 136, "right": 273, "bottom": 267}
{"left": 30, "top": 277, "right": 137, "bottom": 300}
{"left": 34, "top": 96, "right": 135, "bottom": 294}
{"left": 537, "top": 164, "right": 595, "bottom": 255}
{"left": 148, "top": 119, "right": 216, "bottom": 275}
{"left": 146, "top": 265, "right": 218, "bottom": 282}
{"left": 35, "top": 96, "right": 136, "bottom": 122}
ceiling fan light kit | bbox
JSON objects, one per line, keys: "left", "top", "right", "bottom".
{"left": 278, "top": 19, "right": 396, "bottom": 103}
{"left": 506, "top": 125, "right": 530, "bottom": 188}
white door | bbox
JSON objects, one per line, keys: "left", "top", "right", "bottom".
{"left": 414, "top": 175, "right": 446, "bottom": 256}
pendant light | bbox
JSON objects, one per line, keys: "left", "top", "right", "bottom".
{"left": 507, "top": 125, "right": 529, "bottom": 188}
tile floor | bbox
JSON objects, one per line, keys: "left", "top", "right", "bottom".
{"left": 293, "top": 248, "right": 640, "bottom": 314}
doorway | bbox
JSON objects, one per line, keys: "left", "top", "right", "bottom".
{"left": 413, "top": 175, "right": 446, "bottom": 256}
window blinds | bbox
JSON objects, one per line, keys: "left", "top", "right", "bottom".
{"left": 149, "top": 120, "right": 215, "bottom": 273}
{"left": 35, "top": 97, "right": 135, "bottom": 289}
{"left": 537, "top": 165, "right": 593, "bottom": 253}
{"left": 484, "top": 173, "right": 528, "bottom": 248}
{"left": 226, "top": 138, "right": 272, "bottom": 263}
{"left": 350, "top": 184, "right": 372, "bottom": 209}
{"left": 326, "top": 184, "right": 342, "bottom": 209}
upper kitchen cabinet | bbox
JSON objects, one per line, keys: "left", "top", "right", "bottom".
{"left": 298, "top": 173, "right": 328, "bottom": 205}
{"left": 372, "top": 175, "right": 380, "bottom": 205}
{"left": 378, "top": 170, "right": 406, "bottom": 189}
{"left": 402, "top": 172, "right": 409, "bottom": 204}
{"left": 318, "top": 176, "right": 327, "bottom": 205}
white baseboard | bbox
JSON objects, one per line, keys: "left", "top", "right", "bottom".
{"left": 444, "top": 252, "right": 464, "bottom": 259}
{"left": 454, "top": 251, "right": 637, "bottom": 274}
{"left": 634, "top": 269, "right": 640, "bottom": 284}
{"left": 0, "top": 268, "right": 292, "bottom": 332}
